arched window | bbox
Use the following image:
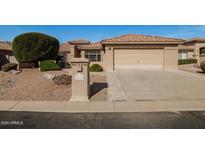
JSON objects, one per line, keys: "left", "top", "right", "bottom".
{"left": 200, "top": 47, "right": 205, "bottom": 55}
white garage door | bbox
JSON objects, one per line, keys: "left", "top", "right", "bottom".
{"left": 114, "top": 49, "right": 164, "bottom": 69}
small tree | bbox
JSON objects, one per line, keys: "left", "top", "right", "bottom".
{"left": 12, "top": 32, "right": 59, "bottom": 63}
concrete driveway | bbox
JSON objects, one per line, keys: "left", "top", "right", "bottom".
{"left": 106, "top": 70, "right": 205, "bottom": 101}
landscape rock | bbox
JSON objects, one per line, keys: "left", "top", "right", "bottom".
{"left": 43, "top": 73, "right": 56, "bottom": 80}
{"left": 53, "top": 74, "right": 71, "bottom": 85}
{"left": 10, "top": 70, "right": 22, "bottom": 74}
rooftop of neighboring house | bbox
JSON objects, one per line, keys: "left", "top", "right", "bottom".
{"left": 0, "top": 41, "right": 12, "bottom": 51}
{"left": 77, "top": 42, "right": 102, "bottom": 50}
{"left": 59, "top": 42, "right": 71, "bottom": 53}
{"left": 101, "top": 34, "right": 184, "bottom": 44}
{"left": 184, "top": 38, "right": 205, "bottom": 44}
{"left": 178, "top": 44, "right": 194, "bottom": 51}
{"left": 59, "top": 39, "right": 92, "bottom": 53}
{"left": 59, "top": 41, "right": 102, "bottom": 53}
{"left": 68, "top": 39, "right": 90, "bottom": 45}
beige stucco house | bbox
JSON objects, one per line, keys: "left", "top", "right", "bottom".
{"left": 2, "top": 34, "right": 205, "bottom": 71}
{"left": 180, "top": 38, "right": 205, "bottom": 64}
{"left": 59, "top": 34, "right": 205, "bottom": 71}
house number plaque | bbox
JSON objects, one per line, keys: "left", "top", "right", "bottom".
{"left": 74, "top": 72, "right": 84, "bottom": 80}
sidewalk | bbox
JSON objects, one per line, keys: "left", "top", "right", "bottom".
{"left": 1, "top": 100, "right": 205, "bottom": 113}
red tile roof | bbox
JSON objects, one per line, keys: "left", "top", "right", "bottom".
{"left": 77, "top": 42, "right": 102, "bottom": 50}
{"left": 178, "top": 45, "right": 194, "bottom": 51}
{"left": 68, "top": 39, "right": 90, "bottom": 45}
{"left": 102, "top": 34, "right": 184, "bottom": 43}
{"left": 184, "top": 38, "right": 205, "bottom": 44}
{"left": 59, "top": 42, "right": 71, "bottom": 53}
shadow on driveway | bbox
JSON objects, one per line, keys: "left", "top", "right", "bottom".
{"left": 90, "top": 82, "right": 108, "bottom": 97}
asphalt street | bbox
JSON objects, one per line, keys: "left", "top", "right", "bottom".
{"left": 1, "top": 111, "right": 205, "bottom": 128}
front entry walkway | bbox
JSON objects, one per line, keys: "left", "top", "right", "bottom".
{"left": 106, "top": 70, "right": 205, "bottom": 102}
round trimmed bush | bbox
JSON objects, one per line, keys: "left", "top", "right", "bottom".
{"left": 90, "top": 64, "right": 103, "bottom": 72}
{"left": 200, "top": 60, "right": 205, "bottom": 72}
{"left": 12, "top": 32, "right": 59, "bottom": 63}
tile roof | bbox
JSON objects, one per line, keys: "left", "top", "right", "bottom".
{"left": 68, "top": 39, "right": 90, "bottom": 45}
{"left": 102, "top": 34, "right": 184, "bottom": 43}
{"left": 59, "top": 42, "right": 71, "bottom": 53}
{"left": 77, "top": 42, "right": 102, "bottom": 50}
{"left": 178, "top": 45, "right": 194, "bottom": 51}
{"left": 0, "top": 41, "right": 12, "bottom": 51}
{"left": 184, "top": 38, "right": 205, "bottom": 44}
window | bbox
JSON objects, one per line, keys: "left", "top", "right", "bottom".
{"left": 178, "top": 51, "right": 187, "bottom": 60}
{"left": 200, "top": 47, "right": 205, "bottom": 55}
{"left": 58, "top": 53, "right": 66, "bottom": 62}
{"left": 85, "top": 50, "right": 101, "bottom": 62}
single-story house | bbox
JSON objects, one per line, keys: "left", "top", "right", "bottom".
{"left": 2, "top": 34, "right": 205, "bottom": 71}
{"left": 59, "top": 34, "right": 205, "bottom": 71}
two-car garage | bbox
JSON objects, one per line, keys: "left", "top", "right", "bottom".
{"left": 114, "top": 49, "right": 164, "bottom": 70}
{"left": 101, "top": 34, "right": 183, "bottom": 71}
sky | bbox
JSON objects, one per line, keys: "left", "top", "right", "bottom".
{"left": 0, "top": 25, "right": 205, "bottom": 43}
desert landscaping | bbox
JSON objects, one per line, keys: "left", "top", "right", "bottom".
{"left": 0, "top": 69, "right": 107, "bottom": 101}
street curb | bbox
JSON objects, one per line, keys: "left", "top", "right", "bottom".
{"left": 1, "top": 100, "right": 205, "bottom": 113}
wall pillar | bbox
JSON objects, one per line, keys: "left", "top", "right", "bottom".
{"left": 103, "top": 46, "right": 114, "bottom": 72}
{"left": 194, "top": 46, "right": 200, "bottom": 65}
{"left": 70, "top": 58, "right": 90, "bottom": 102}
{"left": 81, "top": 50, "right": 85, "bottom": 58}
{"left": 163, "top": 47, "right": 178, "bottom": 70}
{"left": 70, "top": 45, "right": 75, "bottom": 58}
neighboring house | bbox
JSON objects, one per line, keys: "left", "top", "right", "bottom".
{"left": 182, "top": 38, "right": 205, "bottom": 63}
{"left": 2, "top": 34, "right": 205, "bottom": 71}
{"left": 59, "top": 39, "right": 91, "bottom": 62}
{"left": 0, "top": 41, "right": 18, "bottom": 67}
{"left": 178, "top": 45, "right": 194, "bottom": 60}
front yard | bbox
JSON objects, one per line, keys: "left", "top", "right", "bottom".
{"left": 0, "top": 69, "right": 107, "bottom": 101}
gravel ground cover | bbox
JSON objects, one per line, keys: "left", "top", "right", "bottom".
{"left": 0, "top": 69, "right": 107, "bottom": 101}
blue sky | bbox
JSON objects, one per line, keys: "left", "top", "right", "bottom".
{"left": 0, "top": 25, "right": 205, "bottom": 43}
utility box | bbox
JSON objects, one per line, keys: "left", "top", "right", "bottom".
{"left": 70, "top": 58, "right": 90, "bottom": 101}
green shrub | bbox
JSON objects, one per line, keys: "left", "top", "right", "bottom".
{"left": 178, "top": 59, "right": 197, "bottom": 65}
{"left": 1, "top": 63, "right": 18, "bottom": 72}
{"left": 200, "top": 60, "right": 205, "bottom": 72}
{"left": 39, "top": 60, "right": 60, "bottom": 72}
{"left": 12, "top": 32, "right": 59, "bottom": 63}
{"left": 90, "top": 64, "right": 103, "bottom": 72}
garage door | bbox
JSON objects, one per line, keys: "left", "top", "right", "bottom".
{"left": 114, "top": 49, "right": 164, "bottom": 69}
